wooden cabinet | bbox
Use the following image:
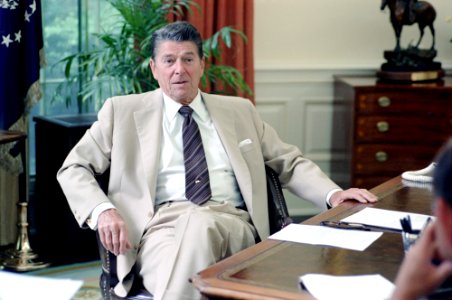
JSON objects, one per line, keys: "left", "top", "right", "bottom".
{"left": 335, "top": 76, "right": 452, "bottom": 189}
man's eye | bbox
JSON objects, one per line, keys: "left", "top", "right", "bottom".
{"left": 184, "top": 58, "right": 193, "bottom": 63}
{"left": 163, "top": 58, "right": 174, "bottom": 64}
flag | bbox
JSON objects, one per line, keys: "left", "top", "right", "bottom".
{"left": 0, "top": 0, "right": 45, "bottom": 175}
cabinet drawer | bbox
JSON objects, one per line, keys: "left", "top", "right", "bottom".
{"left": 356, "top": 91, "right": 450, "bottom": 115}
{"left": 353, "top": 144, "right": 437, "bottom": 175}
{"left": 355, "top": 116, "right": 452, "bottom": 143}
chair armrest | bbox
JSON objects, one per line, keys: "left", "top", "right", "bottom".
{"left": 265, "top": 165, "right": 293, "bottom": 234}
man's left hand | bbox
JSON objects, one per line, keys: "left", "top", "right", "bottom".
{"left": 330, "top": 188, "right": 378, "bottom": 207}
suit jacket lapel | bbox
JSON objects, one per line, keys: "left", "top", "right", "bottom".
{"left": 134, "top": 90, "right": 163, "bottom": 201}
{"left": 203, "top": 94, "right": 253, "bottom": 205}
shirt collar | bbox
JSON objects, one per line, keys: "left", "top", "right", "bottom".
{"left": 163, "top": 90, "right": 208, "bottom": 122}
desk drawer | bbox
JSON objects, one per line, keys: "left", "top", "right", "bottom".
{"left": 355, "top": 116, "right": 452, "bottom": 143}
{"left": 356, "top": 91, "right": 450, "bottom": 115}
{"left": 353, "top": 144, "right": 437, "bottom": 175}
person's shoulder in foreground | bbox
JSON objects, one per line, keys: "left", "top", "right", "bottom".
{"left": 391, "top": 139, "right": 452, "bottom": 300}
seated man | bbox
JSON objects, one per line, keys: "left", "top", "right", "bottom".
{"left": 392, "top": 138, "right": 452, "bottom": 300}
{"left": 57, "top": 21, "right": 377, "bottom": 300}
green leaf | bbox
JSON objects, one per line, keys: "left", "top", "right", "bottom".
{"left": 53, "top": 0, "right": 252, "bottom": 112}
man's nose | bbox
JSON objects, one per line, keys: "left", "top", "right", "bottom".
{"left": 174, "top": 59, "right": 185, "bottom": 74}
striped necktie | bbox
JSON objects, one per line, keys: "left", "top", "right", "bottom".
{"left": 179, "top": 106, "right": 211, "bottom": 205}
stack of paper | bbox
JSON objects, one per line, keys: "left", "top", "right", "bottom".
{"left": 341, "top": 207, "right": 433, "bottom": 232}
{"left": 0, "top": 271, "right": 83, "bottom": 300}
{"left": 299, "top": 273, "right": 394, "bottom": 300}
{"left": 269, "top": 223, "right": 383, "bottom": 251}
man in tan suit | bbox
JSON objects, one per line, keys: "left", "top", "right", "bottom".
{"left": 57, "top": 21, "right": 377, "bottom": 300}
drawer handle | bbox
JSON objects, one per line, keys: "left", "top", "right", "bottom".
{"left": 378, "top": 96, "right": 391, "bottom": 107}
{"left": 375, "top": 151, "right": 388, "bottom": 162}
{"left": 376, "top": 121, "right": 389, "bottom": 132}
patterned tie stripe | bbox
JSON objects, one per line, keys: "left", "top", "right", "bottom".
{"left": 179, "top": 106, "right": 211, "bottom": 205}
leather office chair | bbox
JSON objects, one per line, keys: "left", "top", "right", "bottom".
{"left": 97, "top": 165, "right": 292, "bottom": 300}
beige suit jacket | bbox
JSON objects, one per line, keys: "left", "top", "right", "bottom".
{"left": 57, "top": 89, "right": 340, "bottom": 286}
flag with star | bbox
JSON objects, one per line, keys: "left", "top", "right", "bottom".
{"left": 0, "top": 0, "right": 45, "bottom": 174}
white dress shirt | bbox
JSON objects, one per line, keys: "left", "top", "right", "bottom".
{"left": 155, "top": 91, "right": 243, "bottom": 207}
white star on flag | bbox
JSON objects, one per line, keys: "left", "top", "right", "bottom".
{"left": 2, "top": 34, "right": 13, "bottom": 47}
{"left": 30, "top": 0, "right": 36, "bottom": 13}
{"left": 9, "top": 1, "right": 18, "bottom": 9}
{"left": 15, "top": 31, "right": 21, "bottom": 43}
{"left": 24, "top": 10, "right": 31, "bottom": 22}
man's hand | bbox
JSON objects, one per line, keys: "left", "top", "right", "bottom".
{"left": 330, "top": 188, "right": 378, "bottom": 207}
{"left": 391, "top": 223, "right": 452, "bottom": 300}
{"left": 97, "top": 209, "right": 132, "bottom": 256}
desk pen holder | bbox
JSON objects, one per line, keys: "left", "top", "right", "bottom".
{"left": 402, "top": 231, "right": 419, "bottom": 252}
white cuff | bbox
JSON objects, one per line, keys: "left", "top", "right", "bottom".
{"left": 86, "top": 202, "right": 116, "bottom": 230}
{"left": 326, "top": 188, "right": 343, "bottom": 207}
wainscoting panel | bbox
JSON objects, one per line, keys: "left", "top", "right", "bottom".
{"left": 255, "top": 68, "right": 372, "bottom": 218}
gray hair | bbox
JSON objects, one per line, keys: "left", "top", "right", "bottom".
{"left": 150, "top": 21, "right": 203, "bottom": 59}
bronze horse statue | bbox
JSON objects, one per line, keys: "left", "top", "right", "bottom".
{"left": 381, "top": 0, "right": 436, "bottom": 51}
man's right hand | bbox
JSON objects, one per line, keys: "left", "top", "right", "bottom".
{"left": 391, "top": 223, "right": 452, "bottom": 300}
{"left": 97, "top": 209, "right": 132, "bottom": 256}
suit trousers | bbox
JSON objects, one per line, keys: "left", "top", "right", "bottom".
{"left": 135, "top": 200, "right": 257, "bottom": 300}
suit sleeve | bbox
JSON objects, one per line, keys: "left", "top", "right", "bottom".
{"left": 56, "top": 98, "right": 115, "bottom": 227}
{"left": 244, "top": 101, "right": 341, "bottom": 209}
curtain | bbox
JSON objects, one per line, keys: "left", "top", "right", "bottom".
{"left": 171, "top": 0, "right": 255, "bottom": 103}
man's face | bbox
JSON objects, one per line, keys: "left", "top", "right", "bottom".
{"left": 150, "top": 41, "right": 204, "bottom": 105}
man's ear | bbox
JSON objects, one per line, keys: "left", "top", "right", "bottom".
{"left": 200, "top": 57, "right": 205, "bottom": 76}
{"left": 436, "top": 198, "right": 452, "bottom": 236}
{"left": 149, "top": 59, "right": 157, "bottom": 79}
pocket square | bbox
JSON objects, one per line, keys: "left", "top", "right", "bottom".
{"left": 238, "top": 139, "right": 252, "bottom": 148}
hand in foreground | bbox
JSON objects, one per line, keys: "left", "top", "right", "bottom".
{"left": 98, "top": 208, "right": 132, "bottom": 256}
{"left": 330, "top": 188, "right": 378, "bottom": 207}
{"left": 391, "top": 223, "right": 452, "bottom": 300}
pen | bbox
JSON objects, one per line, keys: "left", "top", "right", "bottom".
{"left": 320, "top": 220, "right": 406, "bottom": 233}
{"left": 320, "top": 220, "right": 370, "bottom": 231}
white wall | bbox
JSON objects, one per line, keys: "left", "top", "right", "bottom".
{"left": 254, "top": 0, "right": 452, "bottom": 217}
{"left": 255, "top": 0, "right": 452, "bottom": 69}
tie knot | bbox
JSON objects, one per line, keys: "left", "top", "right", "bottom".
{"left": 179, "top": 106, "right": 193, "bottom": 118}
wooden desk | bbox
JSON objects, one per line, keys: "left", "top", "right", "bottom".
{"left": 192, "top": 177, "right": 450, "bottom": 299}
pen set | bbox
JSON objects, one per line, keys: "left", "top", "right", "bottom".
{"left": 400, "top": 215, "right": 432, "bottom": 235}
{"left": 319, "top": 220, "right": 401, "bottom": 232}
{"left": 400, "top": 215, "right": 432, "bottom": 252}
{"left": 320, "top": 215, "right": 432, "bottom": 234}
{"left": 400, "top": 215, "right": 420, "bottom": 234}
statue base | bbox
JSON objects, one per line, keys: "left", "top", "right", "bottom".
{"left": 377, "top": 69, "right": 445, "bottom": 82}
{"left": 377, "top": 47, "right": 445, "bottom": 82}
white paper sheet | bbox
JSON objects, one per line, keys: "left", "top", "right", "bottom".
{"left": 299, "top": 273, "right": 394, "bottom": 300}
{"left": 268, "top": 223, "right": 382, "bottom": 251}
{"left": 0, "top": 270, "right": 83, "bottom": 300}
{"left": 341, "top": 207, "right": 434, "bottom": 231}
